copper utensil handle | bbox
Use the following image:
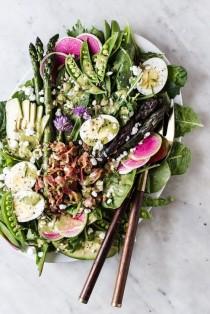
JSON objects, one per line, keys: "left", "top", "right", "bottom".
{"left": 112, "top": 171, "right": 148, "bottom": 307}
{"left": 79, "top": 197, "right": 131, "bottom": 304}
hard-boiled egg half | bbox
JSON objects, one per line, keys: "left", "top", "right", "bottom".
{"left": 80, "top": 114, "right": 119, "bottom": 146}
{"left": 137, "top": 57, "right": 168, "bottom": 95}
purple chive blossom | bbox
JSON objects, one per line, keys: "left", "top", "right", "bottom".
{"left": 53, "top": 115, "right": 72, "bottom": 132}
{"left": 72, "top": 106, "right": 91, "bottom": 120}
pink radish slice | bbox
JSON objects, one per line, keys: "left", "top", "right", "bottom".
{"left": 118, "top": 164, "right": 134, "bottom": 175}
{"left": 41, "top": 231, "right": 63, "bottom": 241}
{"left": 55, "top": 213, "right": 87, "bottom": 238}
{"left": 40, "top": 52, "right": 68, "bottom": 79}
{"left": 122, "top": 158, "right": 150, "bottom": 170}
{"left": 77, "top": 33, "right": 102, "bottom": 54}
{"left": 55, "top": 36, "right": 83, "bottom": 62}
{"left": 129, "top": 134, "right": 162, "bottom": 161}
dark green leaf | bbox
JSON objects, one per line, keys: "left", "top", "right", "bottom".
{"left": 0, "top": 101, "right": 6, "bottom": 140}
{"left": 139, "top": 51, "right": 164, "bottom": 62}
{"left": 168, "top": 141, "right": 192, "bottom": 175}
{"left": 165, "top": 65, "right": 187, "bottom": 98}
{"left": 143, "top": 195, "right": 174, "bottom": 207}
{"left": 67, "top": 20, "right": 87, "bottom": 37}
{"left": 102, "top": 170, "right": 136, "bottom": 209}
{"left": 90, "top": 26, "right": 105, "bottom": 43}
{"left": 113, "top": 48, "right": 133, "bottom": 90}
{"left": 146, "top": 161, "right": 171, "bottom": 193}
{"left": 175, "top": 104, "right": 203, "bottom": 137}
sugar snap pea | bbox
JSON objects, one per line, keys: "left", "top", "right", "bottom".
{"left": 111, "top": 20, "right": 123, "bottom": 55}
{"left": 94, "top": 32, "right": 118, "bottom": 82}
{"left": 80, "top": 41, "right": 99, "bottom": 84}
{"left": 104, "top": 20, "right": 111, "bottom": 41}
{"left": 1, "top": 192, "right": 25, "bottom": 247}
{"left": 0, "top": 221, "right": 20, "bottom": 247}
{"left": 65, "top": 55, "right": 105, "bottom": 95}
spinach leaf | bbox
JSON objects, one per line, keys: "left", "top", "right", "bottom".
{"left": 113, "top": 48, "right": 133, "bottom": 90}
{"left": 175, "top": 104, "right": 203, "bottom": 137}
{"left": 165, "top": 65, "right": 187, "bottom": 98}
{"left": 67, "top": 20, "right": 87, "bottom": 37}
{"left": 0, "top": 101, "right": 6, "bottom": 140}
{"left": 167, "top": 141, "right": 191, "bottom": 175}
{"left": 143, "top": 195, "right": 174, "bottom": 207}
{"left": 121, "top": 25, "right": 141, "bottom": 62}
{"left": 103, "top": 170, "right": 136, "bottom": 209}
{"left": 89, "top": 26, "right": 105, "bottom": 44}
{"left": 139, "top": 51, "right": 164, "bottom": 62}
{"left": 0, "top": 150, "right": 20, "bottom": 173}
{"left": 146, "top": 161, "right": 171, "bottom": 193}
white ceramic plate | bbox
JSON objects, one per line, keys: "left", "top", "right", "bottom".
{"left": 1, "top": 34, "right": 182, "bottom": 263}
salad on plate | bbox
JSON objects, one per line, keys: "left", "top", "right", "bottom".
{"left": 0, "top": 20, "right": 202, "bottom": 274}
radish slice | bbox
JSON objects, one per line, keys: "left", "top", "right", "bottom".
{"left": 129, "top": 134, "right": 162, "bottom": 161}
{"left": 122, "top": 158, "right": 150, "bottom": 170}
{"left": 55, "top": 36, "right": 83, "bottom": 62}
{"left": 55, "top": 212, "right": 87, "bottom": 238}
{"left": 118, "top": 164, "right": 134, "bottom": 175}
{"left": 149, "top": 137, "right": 169, "bottom": 164}
{"left": 40, "top": 52, "right": 68, "bottom": 79}
{"left": 77, "top": 33, "right": 102, "bottom": 54}
{"left": 137, "top": 57, "right": 168, "bottom": 95}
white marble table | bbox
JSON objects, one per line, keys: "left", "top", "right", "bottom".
{"left": 0, "top": 0, "right": 210, "bottom": 313}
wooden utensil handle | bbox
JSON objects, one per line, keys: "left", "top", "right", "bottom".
{"left": 112, "top": 171, "right": 148, "bottom": 307}
{"left": 79, "top": 198, "right": 130, "bottom": 304}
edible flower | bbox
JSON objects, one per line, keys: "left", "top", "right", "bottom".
{"left": 53, "top": 115, "right": 72, "bottom": 132}
{"left": 72, "top": 106, "right": 91, "bottom": 120}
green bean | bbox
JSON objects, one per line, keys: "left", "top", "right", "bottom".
{"left": 36, "top": 242, "right": 49, "bottom": 276}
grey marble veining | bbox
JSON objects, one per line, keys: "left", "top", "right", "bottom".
{"left": 0, "top": 1, "right": 210, "bottom": 313}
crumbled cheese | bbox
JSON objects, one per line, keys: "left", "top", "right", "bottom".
{"left": 95, "top": 180, "right": 103, "bottom": 191}
{"left": 98, "top": 232, "right": 105, "bottom": 240}
{"left": 30, "top": 156, "right": 36, "bottom": 164}
{"left": 123, "top": 151, "right": 128, "bottom": 156}
{"left": 126, "top": 135, "right": 130, "bottom": 142}
{"left": 144, "top": 132, "right": 151, "bottom": 138}
{"left": 91, "top": 191, "right": 98, "bottom": 198}
{"left": 24, "top": 86, "right": 34, "bottom": 96}
{"left": 29, "top": 94, "right": 36, "bottom": 102}
{"left": 78, "top": 140, "right": 83, "bottom": 145}
{"left": 38, "top": 252, "right": 44, "bottom": 258}
{"left": 106, "top": 198, "right": 112, "bottom": 205}
{"left": 84, "top": 208, "right": 91, "bottom": 214}
{"left": 25, "top": 128, "right": 35, "bottom": 136}
{"left": 52, "top": 89, "right": 56, "bottom": 95}
{"left": 59, "top": 204, "right": 67, "bottom": 210}
{"left": 106, "top": 71, "right": 113, "bottom": 76}
{"left": 87, "top": 227, "right": 94, "bottom": 235}
{"left": 55, "top": 108, "right": 62, "bottom": 116}
{"left": 39, "top": 90, "right": 44, "bottom": 96}
{"left": 92, "top": 100, "right": 97, "bottom": 106}
{"left": 39, "top": 96, "right": 45, "bottom": 103}
{"left": 9, "top": 139, "right": 19, "bottom": 149}
{"left": 131, "top": 126, "right": 138, "bottom": 135}
{"left": 90, "top": 157, "right": 97, "bottom": 166}
{"left": 130, "top": 65, "right": 142, "bottom": 76}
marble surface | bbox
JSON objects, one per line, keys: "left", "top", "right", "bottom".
{"left": 0, "top": 0, "right": 209, "bottom": 313}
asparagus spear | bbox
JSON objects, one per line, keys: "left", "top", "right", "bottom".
{"left": 35, "top": 37, "right": 44, "bottom": 63}
{"left": 98, "top": 104, "right": 168, "bottom": 164}
{"left": 29, "top": 43, "right": 43, "bottom": 105}
{"left": 46, "top": 34, "right": 59, "bottom": 54}
{"left": 42, "top": 34, "right": 59, "bottom": 170}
